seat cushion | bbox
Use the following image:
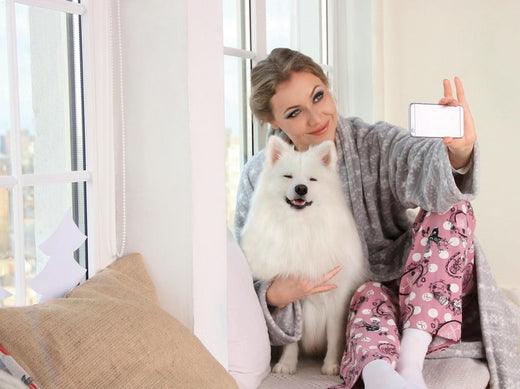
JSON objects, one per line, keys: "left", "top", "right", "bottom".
{"left": 423, "top": 357, "right": 489, "bottom": 389}
{"left": 259, "top": 356, "right": 489, "bottom": 389}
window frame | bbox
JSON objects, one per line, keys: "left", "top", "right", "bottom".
{"left": 0, "top": 0, "right": 117, "bottom": 306}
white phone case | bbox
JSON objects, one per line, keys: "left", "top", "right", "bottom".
{"left": 409, "top": 103, "right": 464, "bottom": 138}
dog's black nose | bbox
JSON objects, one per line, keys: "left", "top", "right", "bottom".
{"left": 294, "top": 184, "right": 307, "bottom": 196}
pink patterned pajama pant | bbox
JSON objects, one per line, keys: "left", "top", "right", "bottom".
{"left": 329, "top": 200, "right": 477, "bottom": 389}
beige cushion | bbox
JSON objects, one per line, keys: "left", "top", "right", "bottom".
{"left": 0, "top": 253, "right": 238, "bottom": 389}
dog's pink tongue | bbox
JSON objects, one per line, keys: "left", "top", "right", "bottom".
{"left": 293, "top": 199, "right": 305, "bottom": 205}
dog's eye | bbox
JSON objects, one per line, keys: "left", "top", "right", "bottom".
{"left": 283, "top": 175, "right": 293, "bottom": 179}
{"left": 310, "top": 177, "right": 318, "bottom": 182}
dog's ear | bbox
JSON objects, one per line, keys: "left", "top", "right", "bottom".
{"left": 267, "top": 135, "right": 290, "bottom": 165}
{"left": 313, "top": 140, "right": 337, "bottom": 168}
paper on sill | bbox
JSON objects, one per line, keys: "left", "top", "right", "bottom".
{"left": 28, "top": 208, "right": 87, "bottom": 303}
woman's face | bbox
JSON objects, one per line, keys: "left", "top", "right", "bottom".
{"left": 268, "top": 71, "right": 338, "bottom": 151}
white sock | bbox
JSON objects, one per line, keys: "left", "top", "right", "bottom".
{"left": 362, "top": 359, "right": 407, "bottom": 389}
{"left": 396, "top": 328, "right": 432, "bottom": 389}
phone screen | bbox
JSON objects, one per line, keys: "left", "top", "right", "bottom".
{"left": 409, "top": 103, "right": 464, "bottom": 138}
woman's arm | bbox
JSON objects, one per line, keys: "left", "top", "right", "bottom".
{"left": 451, "top": 153, "right": 473, "bottom": 174}
{"left": 367, "top": 120, "right": 480, "bottom": 213}
{"left": 353, "top": 77, "right": 479, "bottom": 214}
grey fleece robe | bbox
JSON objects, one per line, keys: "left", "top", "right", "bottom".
{"left": 234, "top": 115, "right": 520, "bottom": 388}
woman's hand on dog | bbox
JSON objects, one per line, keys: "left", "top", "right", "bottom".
{"left": 266, "top": 265, "right": 343, "bottom": 309}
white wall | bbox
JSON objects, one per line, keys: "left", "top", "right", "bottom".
{"left": 376, "top": 0, "right": 520, "bottom": 288}
{"left": 186, "top": 0, "right": 228, "bottom": 368}
{"left": 115, "top": 0, "right": 228, "bottom": 367}
{"left": 117, "top": 0, "right": 194, "bottom": 327}
{"left": 336, "top": 0, "right": 379, "bottom": 124}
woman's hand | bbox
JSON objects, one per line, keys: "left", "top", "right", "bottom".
{"left": 438, "top": 77, "right": 477, "bottom": 169}
{"left": 266, "top": 265, "right": 342, "bottom": 309}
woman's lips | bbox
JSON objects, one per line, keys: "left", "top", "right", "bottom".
{"left": 310, "top": 120, "right": 329, "bottom": 136}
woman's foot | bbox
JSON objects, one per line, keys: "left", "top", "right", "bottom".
{"left": 399, "top": 368, "right": 428, "bottom": 389}
{"left": 362, "top": 359, "right": 408, "bottom": 389}
{"left": 396, "top": 328, "right": 431, "bottom": 389}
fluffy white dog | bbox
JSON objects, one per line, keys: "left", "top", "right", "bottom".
{"left": 240, "top": 135, "right": 370, "bottom": 375}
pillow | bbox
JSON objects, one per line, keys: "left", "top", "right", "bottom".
{"left": 0, "top": 253, "right": 238, "bottom": 389}
{"left": 227, "top": 229, "right": 271, "bottom": 389}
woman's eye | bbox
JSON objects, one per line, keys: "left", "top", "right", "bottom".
{"left": 283, "top": 175, "right": 293, "bottom": 179}
{"left": 310, "top": 177, "right": 317, "bottom": 182}
{"left": 287, "top": 110, "right": 300, "bottom": 119}
{"left": 313, "top": 91, "right": 324, "bottom": 103}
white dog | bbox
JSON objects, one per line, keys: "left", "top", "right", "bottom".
{"left": 240, "top": 135, "right": 370, "bottom": 375}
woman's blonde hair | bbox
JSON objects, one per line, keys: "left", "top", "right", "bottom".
{"left": 250, "top": 48, "right": 329, "bottom": 125}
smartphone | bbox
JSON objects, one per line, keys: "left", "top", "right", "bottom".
{"left": 409, "top": 103, "right": 464, "bottom": 138}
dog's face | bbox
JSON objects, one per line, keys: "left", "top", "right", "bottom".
{"left": 261, "top": 136, "right": 338, "bottom": 211}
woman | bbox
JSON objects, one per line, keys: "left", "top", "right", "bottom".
{"left": 234, "top": 48, "right": 519, "bottom": 389}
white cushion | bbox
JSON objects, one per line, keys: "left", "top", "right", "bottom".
{"left": 227, "top": 229, "right": 271, "bottom": 389}
{"left": 0, "top": 370, "right": 26, "bottom": 389}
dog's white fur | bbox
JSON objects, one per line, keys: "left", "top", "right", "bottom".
{"left": 240, "top": 136, "right": 370, "bottom": 375}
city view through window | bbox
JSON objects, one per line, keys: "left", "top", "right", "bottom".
{"left": 0, "top": 3, "right": 87, "bottom": 307}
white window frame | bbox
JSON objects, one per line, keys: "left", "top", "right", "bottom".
{"left": 1, "top": 0, "right": 117, "bottom": 306}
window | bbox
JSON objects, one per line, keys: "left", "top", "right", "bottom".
{"left": 0, "top": 0, "right": 89, "bottom": 307}
{"left": 223, "top": 0, "right": 335, "bottom": 230}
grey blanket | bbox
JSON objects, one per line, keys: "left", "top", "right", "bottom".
{"left": 234, "top": 115, "right": 520, "bottom": 388}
